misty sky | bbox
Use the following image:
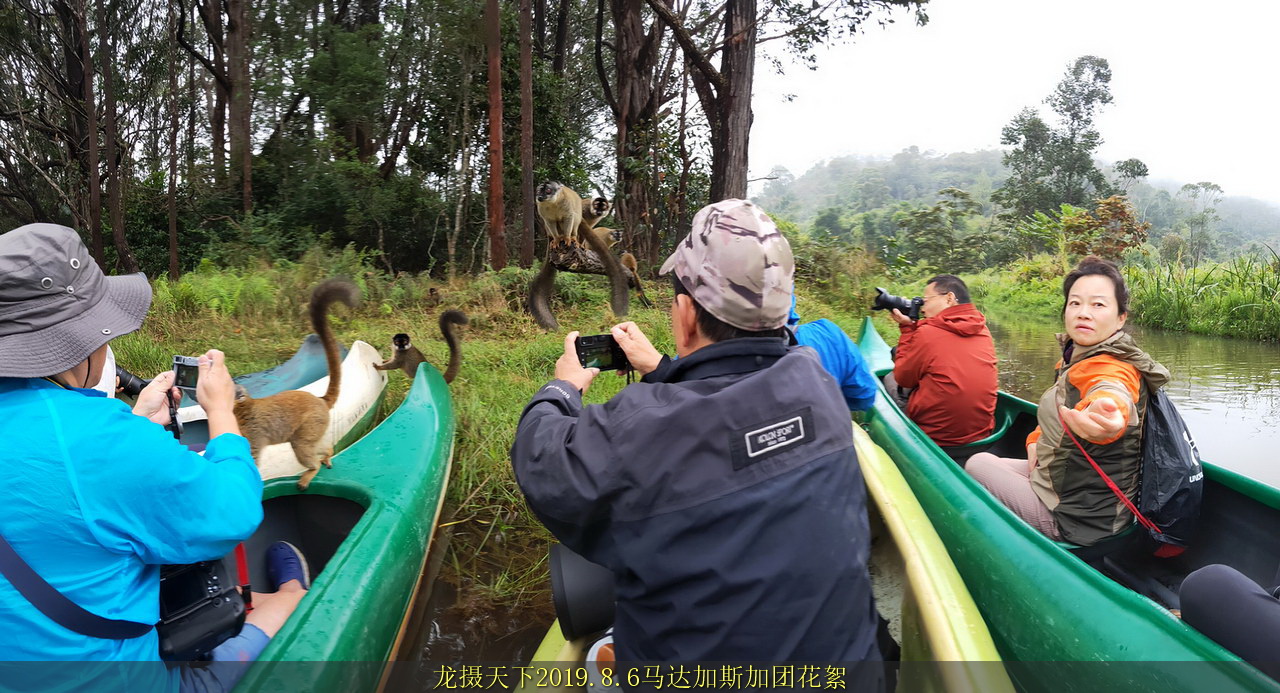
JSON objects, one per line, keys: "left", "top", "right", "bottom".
{"left": 750, "top": 0, "right": 1280, "bottom": 205}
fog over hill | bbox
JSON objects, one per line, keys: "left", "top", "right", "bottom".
{"left": 754, "top": 147, "right": 1280, "bottom": 255}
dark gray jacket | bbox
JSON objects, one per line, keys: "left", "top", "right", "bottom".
{"left": 511, "top": 338, "right": 879, "bottom": 663}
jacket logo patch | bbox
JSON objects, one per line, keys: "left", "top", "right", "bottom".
{"left": 747, "top": 417, "right": 805, "bottom": 457}
{"left": 730, "top": 408, "right": 814, "bottom": 470}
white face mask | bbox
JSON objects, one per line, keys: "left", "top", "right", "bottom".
{"left": 90, "top": 344, "right": 117, "bottom": 398}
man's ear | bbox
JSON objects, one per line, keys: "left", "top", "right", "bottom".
{"left": 674, "top": 294, "right": 700, "bottom": 344}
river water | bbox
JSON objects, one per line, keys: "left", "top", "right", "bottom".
{"left": 985, "top": 310, "right": 1280, "bottom": 488}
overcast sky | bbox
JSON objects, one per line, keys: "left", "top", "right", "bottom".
{"left": 750, "top": 0, "right": 1280, "bottom": 206}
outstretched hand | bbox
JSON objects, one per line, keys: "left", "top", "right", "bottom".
{"left": 555, "top": 331, "right": 600, "bottom": 393}
{"left": 1060, "top": 397, "right": 1127, "bottom": 444}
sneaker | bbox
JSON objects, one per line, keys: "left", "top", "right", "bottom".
{"left": 265, "top": 541, "right": 311, "bottom": 591}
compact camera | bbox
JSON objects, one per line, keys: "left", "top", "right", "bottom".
{"left": 157, "top": 561, "right": 246, "bottom": 661}
{"left": 574, "top": 334, "right": 630, "bottom": 372}
{"left": 172, "top": 355, "right": 201, "bottom": 396}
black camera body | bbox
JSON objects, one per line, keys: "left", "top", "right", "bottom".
{"left": 872, "top": 287, "right": 924, "bottom": 321}
{"left": 172, "top": 355, "right": 200, "bottom": 396}
{"left": 158, "top": 561, "right": 246, "bottom": 661}
{"left": 574, "top": 334, "right": 630, "bottom": 372}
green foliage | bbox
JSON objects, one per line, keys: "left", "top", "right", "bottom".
{"left": 894, "top": 187, "right": 986, "bottom": 273}
{"left": 965, "top": 263, "right": 1064, "bottom": 318}
{"left": 993, "top": 56, "right": 1141, "bottom": 220}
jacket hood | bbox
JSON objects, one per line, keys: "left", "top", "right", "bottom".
{"left": 924, "top": 303, "right": 988, "bottom": 337}
{"left": 1057, "top": 329, "right": 1171, "bottom": 390}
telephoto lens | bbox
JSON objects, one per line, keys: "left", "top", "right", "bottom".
{"left": 871, "top": 288, "right": 925, "bottom": 321}
{"left": 115, "top": 366, "right": 152, "bottom": 398}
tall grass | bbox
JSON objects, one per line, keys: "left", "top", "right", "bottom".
{"left": 1127, "top": 252, "right": 1280, "bottom": 340}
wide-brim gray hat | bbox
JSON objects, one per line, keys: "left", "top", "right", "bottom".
{"left": 0, "top": 223, "right": 152, "bottom": 378}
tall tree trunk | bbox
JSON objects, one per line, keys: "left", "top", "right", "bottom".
{"left": 709, "top": 0, "right": 754, "bottom": 201}
{"left": 168, "top": 5, "right": 182, "bottom": 280}
{"left": 609, "top": 0, "right": 660, "bottom": 262}
{"left": 97, "top": 0, "right": 137, "bottom": 273}
{"left": 484, "top": 0, "right": 506, "bottom": 270}
{"left": 227, "top": 0, "right": 251, "bottom": 212}
{"left": 53, "top": 0, "right": 92, "bottom": 237}
{"left": 449, "top": 61, "right": 474, "bottom": 281}
{"left": 646, "top": 0, "right": 754, "bottom": 201}
{"left": 77, "top": 0, "right": 104, "bottom": 265}
{"left": 519, "top": 0, "right": 535, "bottom": 268}
{"left": 533, "top": 0, "right": 547, "bottom": 59}
{"left": 673, "top": 68, "right": 691, "bottom": 263}
{"left": 202, "top": 0, "right": 227, "bottom": 185}
{"left": 551, "top": 0, "right": 571, "bottom": 75}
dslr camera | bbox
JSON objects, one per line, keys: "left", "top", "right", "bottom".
{"left": 574, "top": 334, "right": 631, "bottom": 372}
{"left": 872, "top": 287, "right": 924, "bottom": 322}
{"left": 158, "top": 561, "right": 246, "bottom": 661}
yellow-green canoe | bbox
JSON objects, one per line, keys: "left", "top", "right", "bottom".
{"left": 520, "top": 425, "right": 1014, "bottom": 692}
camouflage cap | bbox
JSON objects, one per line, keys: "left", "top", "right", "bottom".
{"left": 659, "top": 199, "right": 794, "bottom": 331}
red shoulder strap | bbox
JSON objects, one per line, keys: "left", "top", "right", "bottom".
{"left": 1058, "top": 410, "right": 1161, "bottom": 535}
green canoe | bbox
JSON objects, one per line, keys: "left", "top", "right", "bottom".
{"left": 521, "top": 425, "right": 1015, "bottom": 693}
{"left": 231, "top": 362, "right": 455, "bottom": 691}
{"left": 857, "top": 316, "right": 1280, "bottom": 691}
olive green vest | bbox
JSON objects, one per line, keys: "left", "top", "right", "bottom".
{"left": 1029, "top": 331, "right": 1170, "bottom": 546}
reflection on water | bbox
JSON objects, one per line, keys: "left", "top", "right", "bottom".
{"left": 985, "top": 311, "right": 1280, "bottom": 488}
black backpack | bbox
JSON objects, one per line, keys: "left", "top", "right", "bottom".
{"left": 1138, "top": 389, "right": 1204, "bottom": 555}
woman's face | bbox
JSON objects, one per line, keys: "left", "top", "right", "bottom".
{"left": 1064, "top": 274, "right": 1127, "bottom": 347}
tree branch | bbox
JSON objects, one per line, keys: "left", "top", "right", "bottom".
{"left": 175, "top": 0, "right": 231, "bottom": 92}
{"left": 644, "top": 0, "right": 724, "bottom": 93}
{"left": 595, "top": 0, "right": 619, "bottom": 119}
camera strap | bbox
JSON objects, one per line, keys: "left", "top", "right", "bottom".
{"left": 234, "top": 543, "right": 253, "bottom": 612}
{"left": 0, "top": 531, "right": 152, "bottom": 639}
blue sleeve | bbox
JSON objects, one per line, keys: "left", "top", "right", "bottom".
{"left": 795, "top": 320, "right": 878, "bottom": 412}
{"left": 68, "top": 406, "right": 263, "bottom": 565}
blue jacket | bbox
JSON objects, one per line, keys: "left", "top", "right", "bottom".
{"left": 789, "top": 299, "right": 877, "bottom": 412}
{"left": 0, "top": 378, "right": 261, "bottom": 687}
{"left": 511, "top": 339, "right": 879, "bottom": 663}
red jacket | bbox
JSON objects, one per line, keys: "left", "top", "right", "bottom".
{"left": 893, "top": 303, "right": 998, "bottom": 446}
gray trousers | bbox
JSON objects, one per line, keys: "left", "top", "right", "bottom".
{"left": 965, "top": 453, "right": 1062, "bottom": 541}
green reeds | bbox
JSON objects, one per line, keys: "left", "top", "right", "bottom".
{"left": 1127, "top": 252, "right": 1280, "bottom": 341}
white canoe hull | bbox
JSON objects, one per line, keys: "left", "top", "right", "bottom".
{"left": 180, "top": 340, "right": 388, "bottom": 481}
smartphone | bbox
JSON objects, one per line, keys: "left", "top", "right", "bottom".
{"left": 574, "top": 334, "right": 631, "bottom": 372}
{"left": 172, "top": 355, "right": 201, "bottom": 395}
